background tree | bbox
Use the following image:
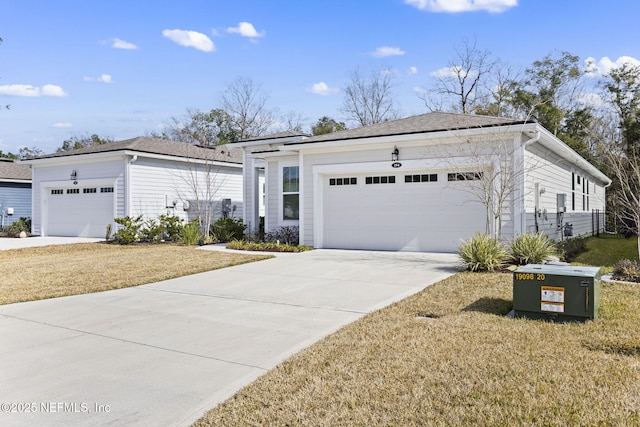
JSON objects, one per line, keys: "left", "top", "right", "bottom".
{"left": 311, "top": 116, "right": 347, "bottom": 135}
{"left": 420, "top": 38, "right": 497, "bottom": 114}
{"left": 597, "top": 62, "right": 640, "bottom": 240}
{"left": 57, "top": 133, "right": 114, "bottom": 152}
{"left": 341, "top": 67, "right": 399, "bottom": 127}
{"left": 155, "top": 108, "right": 240, "bottom": 146}
{"left": 0, "top": 150, "right": 18, "bottom": 159}
{"left": 18, "top": 146, "right": 44, "bottom": 159}
{"left": 220, "top": 76, "right": 276, "bottom": 140}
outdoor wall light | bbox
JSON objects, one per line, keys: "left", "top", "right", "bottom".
{"left": 391, "top": 146, "right": 399, "bottom": 162}
{"left": 70, "top": 170, "right": 77, "bottom": 180}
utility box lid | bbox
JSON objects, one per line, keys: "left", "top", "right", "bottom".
{"left": 513, "top": 264, "right": 601, "bottom": 322}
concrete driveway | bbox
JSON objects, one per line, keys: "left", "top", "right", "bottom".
{"left": 0, "top": 247, "right": 459, "bottom": 426}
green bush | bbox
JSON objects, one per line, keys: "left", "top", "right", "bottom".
{"left": 265, "top": 226, "right": 299, "bottom": 245}
{"left": 7, "top": 217, "right": 31, "bottom": 237}
{"left": 510, "top": 232, "right": 557, "bottom": 265}
{"left": 458, "top": 233, "right": 510, "bottom": 272}
{"left": 612, "top": 259, "right": 640, "bottom": 283}
{"left": 212, "top": 217, "right": 246, "bottom": 243}
{"left": 180, "top": 219, "right": 201, "bottom": 246}
{"left": 158, "top": 215, "right": 184, "bottom": 241}
{"left": 556, "top": 236, "right": 588, "bottom": 262}
{"left": 113, "top": 215, "right": 143, "bottom": 244}
{"left": 139, "top": 218, "right": 163, "bottom": 242}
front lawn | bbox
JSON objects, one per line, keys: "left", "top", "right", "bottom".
{"left": 573, "top": 235, "right": 638, "bottom": 267}
{"left": 195, "top": 273, "right": 640, "bottom": 426}
{"left": 0, "top": 243, "right": 271, "bottom": 305}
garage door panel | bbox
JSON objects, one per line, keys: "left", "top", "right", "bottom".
{"left": 47, "top": 188, "right": 114, "bottom": 238}
{"left": 323, "top": 173, "right": 486, "bottom": 252}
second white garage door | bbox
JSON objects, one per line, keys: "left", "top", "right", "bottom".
{"left": 322, "top": 171, "right": 486, "bottom": 252}
{"left": 46, "top": 186, "right": 115, "bottom": 237}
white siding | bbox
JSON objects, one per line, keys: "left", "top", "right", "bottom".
{"left": 524, "top": 144, "right": 608, "bottom": 240}
{"left": 129, "top": 157, "right": 243, "bottom": 224}
{"left": 0, "top": 183, "right": 31, "bottom": 226}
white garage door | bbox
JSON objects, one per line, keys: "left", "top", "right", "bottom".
{"left": 47, "top": 186, "right": 115, "bottom": 237}
{"left": 322, "top": 171, "right": 486, "bottom": 252}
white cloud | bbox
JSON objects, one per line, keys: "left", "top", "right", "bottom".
{"left": 52, "top": 122, "right": 73, "bottom": 128}
{"left": 584, "top": 56, "right": 640, "bottom": 77}
{"left": 112, "top": 38, "right": 137, "bottom": 50}
{"left": 408, "top": 66, "right": 418, "bottom": 75}
{"left": 84, "top": 74, "right": 113, "bottom": 84}
{"left": 0, "top": 84, "right": 67, "bottom": 97}
{"left": 371, "top": 46, "right": 405, "bottom": 58}
{"left": 413, "top": 86, "right": 428, "bottom": 96}
{"left": 227, "top": 22, "right": 265, "bottom": 38}
{"left": 162, "top": 29, "right": 215, "bottom": 52}
{"left": 430, "top": 66, "right": 461, "bottom": 78}
{"left": 405, "top": 0, "right": 517, "bottom": 13}
{"left": 308, "top": 82, "right": 339, "bottom": 96}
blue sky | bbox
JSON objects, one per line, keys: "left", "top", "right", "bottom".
{"left": 1, "top": 0, "right": 639, "bottom": 154}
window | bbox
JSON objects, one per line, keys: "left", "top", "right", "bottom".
{"left": 571, "top": 172, "right": 576, "bottom": 211}
{"left": 283, "top": 166, "right": 299, "bottom": 220}
{"left": 66, "top": 188, "right": 79, "bottom": 194}
{"left": 405, "top": 174, "right": 437, "bottom": 183}
{"left": 83, "top": 188, "right": 97, "bottom": 194}
{"left": 447, "top": 172, "right": 483, "bottom": 181}
{"left": 329, "top": 177, "right": 357, "bottom": 186}
{"left": 101, "top": 187, "right": 114, "bottom": 193}
{"left": 365, "top": 175, "right": 396, "bottom": 184}
{"left": 51, "top": 189, "right": 63, "bottom": 195}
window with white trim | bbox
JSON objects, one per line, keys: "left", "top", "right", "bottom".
{"left": 282, "top": 166, "right": 299, "bottom": 220}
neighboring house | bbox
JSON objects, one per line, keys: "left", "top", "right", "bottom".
{"left": 22, "top": 137, "right": 243, "bottom": 238}
{"left": 233, "top": 112, "right": 611, "bottom": 252}
{"left": 0, "top": 158, "right": 32, "bottom": 228}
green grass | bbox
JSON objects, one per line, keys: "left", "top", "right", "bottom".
{"left": 573, "top": 235, "right": 638, "bottom": 267}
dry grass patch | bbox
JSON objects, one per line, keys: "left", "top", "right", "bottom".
{"left": 195, "top": 273, "right": 640, "bottom": 426}
{"left": 0, "top": 243, "right": 271, "bottom": 305}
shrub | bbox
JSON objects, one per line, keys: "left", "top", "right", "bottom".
{"left": 158, "top": 215, "right": 184, "bottom": 241}
{"left": 180, "top": 219, "right": 202, "bottom": 246}
{"left": 458, "top": 233, "right": 510, "bottom": 272}
{"left": 7, "top": 217, "right": 31, "bottom": 237}
{"left": 139, "top": 218, "right": 164, "bottom": 243}
{"left": 226, "top": 240, "right": 312, "bottom": 253}
{"left": 510, "top": 232, "right": 556, "bottom": 265}
{"left": 212, "top": 217, "right": 246, "bottom": 242}
{"left": 556, "top": 236, "right": 588, "bottom": 262}
{"left": 265, "top": 226, "right": 299, "bottom": 245}
{"left": 113, "top": 215, "right": 143, "bottom": 244}
{"left": 612, "top": 259, "right": 640, "bottom": 283}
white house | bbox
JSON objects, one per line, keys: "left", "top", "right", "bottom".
{"left": 0, "top": 158, "right": 32, "bottom": 227}
{"left": 233, "top": 112, "right": 611, "bottom": 252}
{"left": 22, "top": 137, "right": 244, "bottom": 238}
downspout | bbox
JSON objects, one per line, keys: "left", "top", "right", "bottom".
{"left": 125, "top": 155, "right": 138, "bottom": 216}
{"left": 517, "top": 130, "right": 541, "bottom": 235}
{"left": 603, "top": 180, "right": 613, "bottom": 233}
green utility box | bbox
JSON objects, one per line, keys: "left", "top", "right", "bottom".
{"left": 513, "top": 264, "right": 601, "bottom": 322}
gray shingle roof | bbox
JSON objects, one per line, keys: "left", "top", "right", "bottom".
{"left": 285, "top": 112, "right": 531, "bottom": 145}
{"left": 241, "top": 130, "right": 309, "bottom": 142}
{"left": 28, "top": 137, "right": 243, "bottom": 164}
{"left": 0, "top": 159, "right": 32, "bottom": 181}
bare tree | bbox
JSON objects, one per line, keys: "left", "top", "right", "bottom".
{"left": 419, "top": 38, "right": 497, "bottom": 114}
{"left": 599, "top": 144, "right": 640, "bottom": 258}
{"left": 341, "top": 67, "right": 399, "bottom": 127}
{"left": 220, "top": 76, "right": 276, "bottom": 140}
{"left": 172, "top": 144, "right": 232, "bottom": 241}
